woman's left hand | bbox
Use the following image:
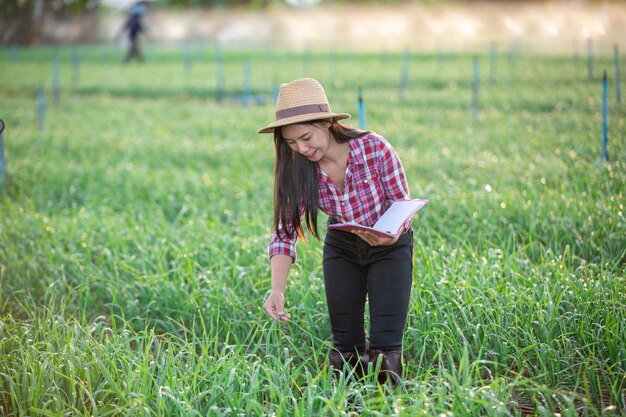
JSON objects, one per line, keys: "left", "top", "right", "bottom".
{"left": 353, "top": 227, "right": 403, "bottom": 247}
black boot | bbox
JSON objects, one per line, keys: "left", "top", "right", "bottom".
{"left": 369, "top": 350, "right": 403, "bottom": 390}
{"left": 328, "top": 349, "right": 369, "bottom": 381}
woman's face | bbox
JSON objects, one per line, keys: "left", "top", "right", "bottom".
{"left": 281, "top": 122, "right": 331, "bottom": 162}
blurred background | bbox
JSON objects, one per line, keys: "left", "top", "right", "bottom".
{"left": 2, "top": 0, "right": 625, "bottom": 53}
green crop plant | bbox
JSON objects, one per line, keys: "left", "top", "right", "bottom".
{"left": 0, "top": 46, "right": 624, "bottom": 416}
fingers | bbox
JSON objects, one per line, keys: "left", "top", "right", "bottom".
{"left": 352, "top": 230, "right": 383, "bottom": 246}
{"left": 267, "top": 308, "right": 291, "bottom": 321}
{"left": 263, "top": 296, "right": 291, "bottom": 321}
{"left": 275, "top": 312, "right": 291, "bottom": 321}
{"left": 352, "top": 230, "right": 370, "bottom": 244}
{"left": 352, "top": 230, "right": 398, "bottom": 247}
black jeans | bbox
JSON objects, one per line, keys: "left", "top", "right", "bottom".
{"left": 323, "top": 227, "right": 414, "bottom": 352}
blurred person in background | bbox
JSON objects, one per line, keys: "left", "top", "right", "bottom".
{"left": 258, "top": 78, "right": 415, "bottom": 390}
{"left": 118, "top": 1, "right": 148, "bottom": 63}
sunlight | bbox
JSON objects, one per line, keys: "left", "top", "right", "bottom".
{"left": 504, "top": 16, "right": 524, "bottom": 36}
{"left": 454, "top": 16, "right": 478, "bottom": 38}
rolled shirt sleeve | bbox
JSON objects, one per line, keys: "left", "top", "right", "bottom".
{"left": 268, "top": 226, "right": 298, "bottom": 263}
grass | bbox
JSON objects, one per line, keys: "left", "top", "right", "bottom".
{"left": 0, "top": 45, "right": 625, "bottom": 416}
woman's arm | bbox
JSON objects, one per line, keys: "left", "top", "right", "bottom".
{"left": 263, "top": 254, "right": 293, "bottom": 321}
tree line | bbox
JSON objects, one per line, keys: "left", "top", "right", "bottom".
{"left": 2, "top": 0, "right": 529, "bottom": 18}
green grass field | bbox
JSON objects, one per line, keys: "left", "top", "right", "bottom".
{"left": 1, "top": 45, "right": 625, "bottom": 416}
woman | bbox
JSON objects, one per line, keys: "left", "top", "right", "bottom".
{"left": 258, "top": 78, "right": 414, "bottom": 389}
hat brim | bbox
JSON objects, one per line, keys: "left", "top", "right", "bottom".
{"left": 257, "top": 112, "right": 351, "bottom": 134}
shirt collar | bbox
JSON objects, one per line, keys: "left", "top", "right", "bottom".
{"left": 319, "top": 137, "right": 365, "bottom": 183}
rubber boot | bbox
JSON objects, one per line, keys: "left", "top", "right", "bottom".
{"left": 328, "top": 349, "right": 369, "bottom": 381}
{"left": 369, "top": 350, "right": 403, "bottom": 390}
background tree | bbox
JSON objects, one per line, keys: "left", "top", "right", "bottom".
{"left": 1, "top": 0, "right": 97, "bottom": 44}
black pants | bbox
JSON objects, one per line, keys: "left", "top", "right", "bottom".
{"left": 323, "top": 227, "right": 413, "bottom": 352}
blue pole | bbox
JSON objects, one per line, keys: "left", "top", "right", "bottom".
{"left": 587, "top": 38, "right": 593, "bottom": 80}
{"left": 615, "top": 45, "right": 621, "bottom": 105}
{"left": 215, "top": 44, "right": 225, "bottom": 102}
{"left": 11, "top": 42, "right": 18, "bottom": 62}
{"left": 272, "top": 77, "right": 279, "bottom": 104}
{"left": 38, "top": 89, "right": 46, "bottom": 132}
{"left": 243, "top": 58, "right": 251, "bottom": 107}
{"left": 303, "top": 47, "right": 311, "bottom": 74}
{"left": 358, "top": 87, "right": 365, "bottom": 129}
{"left": 72, "top": 46, "right": 79, "bottom": 86}
{"left": 146, "top": 42, "right": 153, "bottom": 64}
{"left": 102, "top": 43, "right": 111, "bottom": 63}
{"left": 0, "top": 120, "right": 5, "bottom": 183}
{"left": 508, "top": 37, "right": 519, "bottom": 73}
{"left": 53, "top": 54, "right": 60, "bottom": 105}
{"left": 381, "top": 49, "right": 388, "bottom": 64}
{"left": 329, "top": 55, "right": 337, "bottom": 79}
{"left": 473, "top": 56, "right": 480, "bottom": 121}
{"left": 399, "top": 49, "right": 409, "bottom": 97}
{"left": 489, "top": 42, "right": 497, "bottom": 83}
{"left": 437, "top": 44, "right": 444, "bottom": 73}
{"left": 602, "top": 70, "right": 608, "bottom": 161}
{"left": 184, "top": 44, "right": 192, "bottom": 74}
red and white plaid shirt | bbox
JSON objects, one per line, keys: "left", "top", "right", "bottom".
{"left": 269, "top": 132, "right": 410, "bottom": 261}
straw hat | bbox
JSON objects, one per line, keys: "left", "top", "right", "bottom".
{"left": 258, "top": 78, "right": 351, "bottom": 134}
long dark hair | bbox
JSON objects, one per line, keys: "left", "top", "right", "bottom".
{"left": 273, "top": 119, "right": 369, "bottom": 241}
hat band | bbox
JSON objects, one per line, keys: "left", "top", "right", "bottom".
{"left": 275, "top": 103, "right": 330, "bottom": 120}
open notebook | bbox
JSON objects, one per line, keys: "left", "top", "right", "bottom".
{"left": 326, "top": 199, "right": 428, "bottom": 238}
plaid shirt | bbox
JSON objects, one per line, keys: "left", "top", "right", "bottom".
{"left": 269, "top": 132, "right": 410, "bottom": 262}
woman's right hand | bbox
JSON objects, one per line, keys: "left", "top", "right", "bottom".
{"left": 263, "top": 290, "right": 291, "bottom": 321}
